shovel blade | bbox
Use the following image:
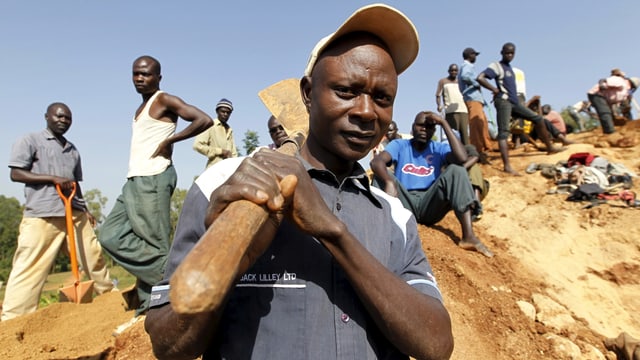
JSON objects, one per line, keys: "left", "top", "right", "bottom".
{"left": 59, "top": 280, "right": 95, "bottom": 304}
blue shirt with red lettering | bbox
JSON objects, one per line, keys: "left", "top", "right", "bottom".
{"left": 384, "top": 139, "right": 451, "bottom": 191}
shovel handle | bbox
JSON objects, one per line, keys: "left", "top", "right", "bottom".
{"left": 169, "top": 134, "right": 303, "bottom": 314}
{"left": 56, "top": 183, "right": 80, "bottom": 283}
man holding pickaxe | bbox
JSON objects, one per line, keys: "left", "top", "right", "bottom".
{"left": 145, "top": 4, "right": 453, "bottom": 360}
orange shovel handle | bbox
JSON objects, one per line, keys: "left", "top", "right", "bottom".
{"left": 55, "top": 183, "right": 79, "bottom": 284}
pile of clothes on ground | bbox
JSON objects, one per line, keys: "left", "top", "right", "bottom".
{"left": 526, "top": 152, "right": 639, "bottom": 209}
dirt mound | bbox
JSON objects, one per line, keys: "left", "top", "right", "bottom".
{"left": 1, "top": 122, "right": 640, "bottom": 360}
{"left": 0, "top": 291, "right": 134, "bottom": 359}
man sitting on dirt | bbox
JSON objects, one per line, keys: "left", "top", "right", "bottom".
{"left": 144, "top": 4, "right": 453, "bottom": 360}
{"left": 542, "top": 104, "right": 569, "bottom": 135}
{"left": 370, "top": 110, "right": 494, "bottom": 258}
{"left": 525, "top": 100, "right": 575, "bottom": 146}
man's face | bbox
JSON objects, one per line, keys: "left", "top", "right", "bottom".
{"left": 304, "top": 36, "right": 397, "bottom": 163}
{"left": 132, "top": 58, "right": 161, "bottom": 95}
{"left": 448, "top": 65, "right": 458, "bottom": 78}
{"left": 386, "top": 123, "right": 398, "bottom": 140}
{"left": 268, "top": 116, "right": 288, "bottom": 147}
{"left": 501, "top": 45, "right": 516, "bottom": 64}
{"left": 216, "top": 107, "right": 232, "bottom": 123}
{"left": 46, "top": 105, "right": 72, "bottom": 137}
{"left": 412, "top": 113, "right": 436, "bottom": 145}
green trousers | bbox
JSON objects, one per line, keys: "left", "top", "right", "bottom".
{"left": 100, "top": 165, "right": 176, "bottom": 315}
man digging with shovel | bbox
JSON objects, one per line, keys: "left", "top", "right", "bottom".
{"left": 3, "top": 102, "right": 113, "bottom": 321}
{"left": 145, "top": 4, "right": 453, "bottom": 359}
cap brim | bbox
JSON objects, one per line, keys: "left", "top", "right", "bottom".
{"left": 304, "top": 4, "right": 419, "bottom": 77}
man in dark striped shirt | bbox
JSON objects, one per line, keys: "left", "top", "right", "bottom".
{"left": 145, "top": 4, "right": 453, "bottom": 360}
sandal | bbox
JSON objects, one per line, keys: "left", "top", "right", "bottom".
{"left": 525, "top": 163, "right": 539, "bottom": 174}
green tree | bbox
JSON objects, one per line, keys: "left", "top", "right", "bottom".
{"left": 560, "top": 107, "right": 599, "bottom": 132}
{"left": 0, "top": 196, "right": 23, "bottom": 281}
{"left": 84, "top": 188, "right": 108, "bottom": 227}
{"left": 242, "top": 130, "right": 260, "bottom": 156}
{"left": 170, "top": 188, "right": 187, "bottom": 241}
{"left": 560, "top": 108, "right": 579, "bottom": 133}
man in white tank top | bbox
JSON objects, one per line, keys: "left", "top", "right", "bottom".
{"left": 99, "top": 55, "right": 213, "bottom": 317}
{"left": 435, "top": 64, "right": 469, "bottom": 145}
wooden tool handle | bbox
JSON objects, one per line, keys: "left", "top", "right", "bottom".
{"left": 169, "top": 138, "right": 301, "bottom": 314}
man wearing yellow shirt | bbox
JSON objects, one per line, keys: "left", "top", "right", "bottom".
{"left": 193, "top": 98, "right": 238, "bottom": 169}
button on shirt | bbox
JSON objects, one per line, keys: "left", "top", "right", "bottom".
{"left": 150, "top": 155, "right": 443, "bottom": 360}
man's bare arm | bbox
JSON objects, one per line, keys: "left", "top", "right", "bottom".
{"left": 370, "top": 151, "right": 398, "bottom": 197}
{"left": 150, "top": 93, "right": 214, "bottom": 159}
{"left": 435, "top": 79, "right": 445, "bottom": 112}
{"left": 10, "top": 167, "right": 74, "bottom": 189}
{"left": 161, "top": 93, "right": 214, "bottom": 145}
{"left": 476, "top": 72, "right": 499, "bottom": 97}
{"left": 320, "top": 225, "right": 454, "bottom": 360}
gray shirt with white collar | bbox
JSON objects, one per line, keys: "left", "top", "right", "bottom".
{"left": 150, "top": 155, "right": 443, "bottom": 360}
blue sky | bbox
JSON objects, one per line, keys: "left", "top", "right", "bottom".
{"left": 2, "top": 1, "right": 638, "bottom": 209}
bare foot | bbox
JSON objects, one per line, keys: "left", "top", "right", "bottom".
{"left": 504, "top": 168, "right": 522, "bottom": 176}
{"left": 459, "top": 241, "right": 494, "bottom": 258}
{"left": 547, "top": 146, "right": 566, "bottom": 155}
